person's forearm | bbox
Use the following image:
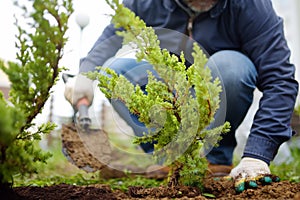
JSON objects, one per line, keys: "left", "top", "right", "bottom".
{"left": 244, "top": 77, "right": 298, "bottom": 164}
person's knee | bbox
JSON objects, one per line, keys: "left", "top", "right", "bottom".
{"left": 103, "top": 58, "right": 158, "bottom": 86}
{"left": 207, "top": 50, "right": 257, "bottom": 87}
{"left": 208, "top": 50, "right": 257, "bottom": 131}
{"left": 103, "top": 58, "right": 136, "bottom": 75}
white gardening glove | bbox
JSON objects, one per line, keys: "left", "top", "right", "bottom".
{"left": 229, "top": 157, "right": 280, "bottom": 193}
{"left": 64, "top": 74, "right": 94, "bottom": 109}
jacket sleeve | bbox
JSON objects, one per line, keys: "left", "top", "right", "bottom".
{"left": 79, "top": 0, "right": 137, "bottom": 73}
{"left": 235, "top": 0, "right": 299, "bottom": 164}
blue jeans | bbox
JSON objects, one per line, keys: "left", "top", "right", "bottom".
{"left": 103, "top": 50, "right": 257, "bottom": 166}
{"left": 205, "top": 51, "right": 257, "bottom": 165}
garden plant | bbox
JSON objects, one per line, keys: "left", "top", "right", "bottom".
{"left": 0, "top": 0, "right": 73, "bottom": 189}
{"left": 87, "top": 0, "right": 230, "bottom": 189}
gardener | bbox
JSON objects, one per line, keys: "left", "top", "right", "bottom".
{"left": 64, "top": 0, "right": 299, "bottom": 192}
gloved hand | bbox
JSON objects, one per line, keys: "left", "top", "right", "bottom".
{"left": 64, "top": 73, "right": 94, "bottom": 109}
{"left": 229, "top": 157, "right": 280, "bottom": 193}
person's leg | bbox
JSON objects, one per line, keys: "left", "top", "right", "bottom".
{"left": 205, "top": 50, "right": 258, "bottom": 166}
{"left": 103, "top": 58, "right": 158, "bottom": 153}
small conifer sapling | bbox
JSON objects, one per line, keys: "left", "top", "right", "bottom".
{"left": 88, "top": 0, "right": 230, "bottom": 188}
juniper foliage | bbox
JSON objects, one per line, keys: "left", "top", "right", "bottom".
{"left": 0, "top": 0, "right": 73, "bottom": 186}
{"left": 88, "top": 0, "right": 230, "bottom": 188}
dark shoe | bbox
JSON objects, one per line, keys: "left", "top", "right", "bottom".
{"left": 208, "top": 163, "right": 233, "bottom": 177}
{"left": 145, "top": 165, "right": 170, "bottom": 179}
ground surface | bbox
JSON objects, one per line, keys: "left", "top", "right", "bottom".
{"left": 3, "top": 178, "right": 300, "bottom": 200}
{"left": 5, "top": 108, "right": 299, "bottom": 200}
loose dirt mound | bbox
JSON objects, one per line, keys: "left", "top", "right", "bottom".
{"left": 203, "top": 177, "right": 300, "bottom": 200}
{"left": 61, "top": 124, "right": 112, "bottom": 172}
{"left": 5, "top": 178, "right": 300, "bottom": 200}
{"left": 61, "top": 123, "right": 150, "bottom": 179}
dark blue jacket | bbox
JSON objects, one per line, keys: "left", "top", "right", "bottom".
{"left": 80, "top": 0, "right": 299, "bottom": 164}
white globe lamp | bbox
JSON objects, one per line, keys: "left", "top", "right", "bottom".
{"left": 75, "top": 13, "right": 90, "bottom": 30}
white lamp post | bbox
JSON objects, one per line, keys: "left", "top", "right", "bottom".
{"left": 76, "top": 13, "right": 90, "bottom": 30}
{"left": 75, "top": 13, "right": 90, "bottom": 59}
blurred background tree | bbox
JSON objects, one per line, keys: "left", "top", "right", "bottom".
{"left": 0, "top": 0, "right": 73, "bottom": 188}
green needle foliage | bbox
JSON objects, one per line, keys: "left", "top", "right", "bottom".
{"left": 88, "top": 0, "right": 230, "bottom": 188}
{"left": 0, "top": 0, "right": 73, "bottom": 187}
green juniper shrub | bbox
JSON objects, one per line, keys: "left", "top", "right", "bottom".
{"left": 87, "top": 0, "right": 230, "bottom": 189}
{"left": 0, "top": 0, "right": 73, "bottom": 188}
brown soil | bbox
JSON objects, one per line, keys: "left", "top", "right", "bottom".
{"left": 61, "top": 124, "right": 112, "bottom": 172}
{"left": 61, "top": 124, "right": 151, "bottom": 179}
{"left": 2, "top": 178, "right": 299, "bottom": 200}
{"left": 7, "top": 109, "right": 299, "bottom": 199}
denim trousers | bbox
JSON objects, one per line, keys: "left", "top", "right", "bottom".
{"left": 103, "top": 50, "right": 258, "bottom": 166}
